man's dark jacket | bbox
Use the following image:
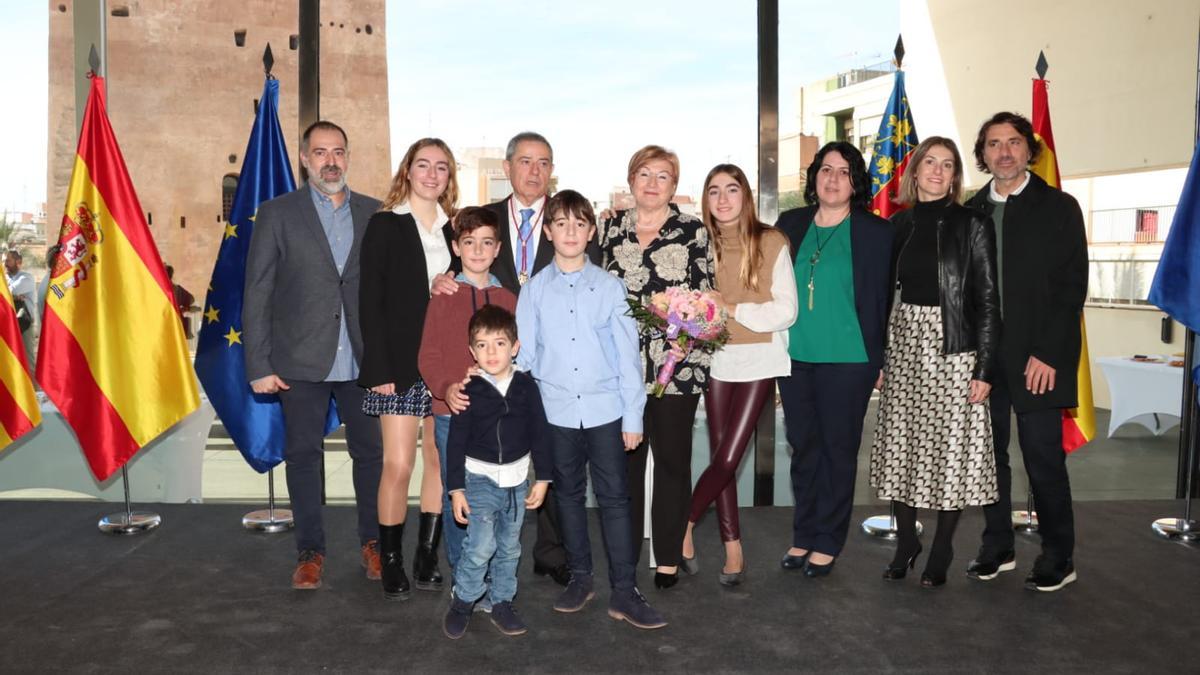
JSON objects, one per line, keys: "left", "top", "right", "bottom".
{"left": 966, "top": 172, "right": 1088, "bottom": 413}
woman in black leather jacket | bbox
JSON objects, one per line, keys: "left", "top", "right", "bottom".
{"left": 869, "top": 136, "right": 1001, "bottom": 588}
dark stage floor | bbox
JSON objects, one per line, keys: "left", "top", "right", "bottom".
{"left": 1, "top": 500, "right": 1196, "bottom": 673}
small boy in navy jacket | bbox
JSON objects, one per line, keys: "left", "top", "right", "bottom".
{"left": 442, "top": 305, "right": 552, "bottom": 639}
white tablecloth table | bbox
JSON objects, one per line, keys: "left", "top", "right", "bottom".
{"left": 1096, "top": 356, "right": 1183, "bottom": 437}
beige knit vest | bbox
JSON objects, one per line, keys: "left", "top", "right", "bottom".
{"left": 714, "top": 226, "right": 788, "bottom": 345}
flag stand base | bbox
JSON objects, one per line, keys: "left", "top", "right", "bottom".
{"left": 1151, "top": 518, "right": 1199, "bottom": 542}
{"left": 862, "top": 502, "right": 923, "bottom": 539}
{"left": 243, "top": 468, "right": 293, "bottom": 533}
{"left": 98, "top": 467, "right": 161, "bottom": 535}
{"left": 242, "top": 509, "right": 293, "bottom": 533}
{"left": 99, "top": 511, "right": 162, "bottom": 534}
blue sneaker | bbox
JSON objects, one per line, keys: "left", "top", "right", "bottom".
{"left": 553, "top": 573, "right": 594, "bottom": 613}
{"left": 608, "top": 588, "right": 667, "bottom": 630}
{"left": 489, "top": 601, "right": 528, "bottom": 636}
{"left": 442, "top": 595, "right": 473, "bottom": 640}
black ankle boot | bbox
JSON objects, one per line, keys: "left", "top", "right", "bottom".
{"left": 414, "top": 512, "right": 444, "bottom": 591}
{"left": 379, "top": 523, "right": 410, "bottom": 600}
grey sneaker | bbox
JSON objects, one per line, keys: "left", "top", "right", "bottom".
{"left": 553, "top": 573, "right": 595, "bottom": 613}
{"left": 607, "top": 588, "right": 667, "bottom": 630}
{"left": 474, "top": 594, "right": 493, "bottom": 613}
{"left": 489, "top": 601, "right": 528, "bottom": 636}
{"left": 442, "top": 595, "right": 473, "bottom": 640}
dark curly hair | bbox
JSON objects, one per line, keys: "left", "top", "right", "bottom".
{"left": 972, "top": 111, "right": 1042, "bottom": 173}
{"left": 804, "top": 141, "right": 871, "bottom": 209}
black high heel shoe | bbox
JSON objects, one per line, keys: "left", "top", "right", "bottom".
{"left": 883, "top": 544, "right": 923, "bottom": 581}
{"left": 780, "top": 551, "right": 809, "bottom": 570}
{"left": 654, "top": 569, "right": 680, "bottom": 589}
{"left": 802, "top": 558, "right": 835, "bottom": 578}
{"left": 920, "top": 571, "right": 947, "bottom": 588}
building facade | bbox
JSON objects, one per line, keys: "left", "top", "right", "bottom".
{"left": 47, "top": 1, "right": 392, "bottom": 319}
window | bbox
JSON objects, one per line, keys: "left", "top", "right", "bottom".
{"left": 221, "top": 174, "right": 238, "bottom": 222}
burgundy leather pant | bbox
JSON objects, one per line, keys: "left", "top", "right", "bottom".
{"left": 688, "top": 378, "right": 774, "bottom": 541}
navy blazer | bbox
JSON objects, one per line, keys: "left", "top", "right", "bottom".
{"left": 774, "top": 205, "right": 895, "bottom": 370}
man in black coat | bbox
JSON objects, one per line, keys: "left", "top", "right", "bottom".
{"left": 432, "top": 132, "right": 573, "bottom": 587}
{"left": 964, "top": 112, "right": 1088, "bottom": 592}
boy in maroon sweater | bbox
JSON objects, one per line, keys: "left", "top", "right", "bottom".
{"left": 419, "top": 207, "right": 517, "bottom": 577}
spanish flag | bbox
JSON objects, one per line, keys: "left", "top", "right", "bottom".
{"left": 1030, "top": 77, "right": 1095, "bottom": 453}
{"left": 0, "top": 279, "right": 40, "bottom": 451}
{"left": 37, "top": 74, "right": 199, "bottom": 480}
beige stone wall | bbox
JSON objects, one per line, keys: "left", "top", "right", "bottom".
{"left": 46, "top": 1, "right": 390, "bottom": 313}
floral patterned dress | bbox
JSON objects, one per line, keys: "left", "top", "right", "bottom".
{"left": 599, "top": 209, "right": 716, "bottom": 396}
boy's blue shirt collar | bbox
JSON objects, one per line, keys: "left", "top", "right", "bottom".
{"left": 455, "top": 272, "right": 502, "bottom": 288}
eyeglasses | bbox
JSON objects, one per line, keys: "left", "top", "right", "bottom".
{"left": 635, "top": 168, "right": 674, "bottom": 185}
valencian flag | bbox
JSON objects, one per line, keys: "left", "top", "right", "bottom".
{"left": 868, "top": 70, "right": 919, "bottom": 219}
{"left": 194, "top": 77, "right": 338, "bottom": 473}
{"left": 0, "top": 278, "right": 41, "bottom": 451}
{"left": 1148, "top": 142, "right": 1200, "bottom": 387}
{"left": 37, "top": 73, "right": 199, "bottom": 481}
{"left": 1030, "top": 77, "right": 1096, "bottom": 453}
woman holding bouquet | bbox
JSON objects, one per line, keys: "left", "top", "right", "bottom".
{"left": 775, "top": 141, "right": 894, "bottom": 578}
{"left": 599, "top": 145, "right": 715, "bottom": 589}
{"left": 680, "top": 164, "right": 796, "bottom": 586}
{"left": 870, "top": 137, "right": 999, "bottom": 587}
{"left": 359, "top": 138, "right": 459, "bottom": 598}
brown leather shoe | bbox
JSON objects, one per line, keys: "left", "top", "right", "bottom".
{"left": 292, "top": 551, "right": 324, "bottom": 590}
{"left": 361, "top": 540, "right": 381, "bottom": 581}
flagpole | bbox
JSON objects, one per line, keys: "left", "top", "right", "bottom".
{"left": 76, "top": 40, "right": 162, "bottom": 537}
{"left": 861, "top": 34, "right": 922, "bottom": 540}
{"left": 239, "top": 45, "right": 293, "bottom": 535}
{"left": 1149, "top": 23, "right": 1200, "bottom": 542}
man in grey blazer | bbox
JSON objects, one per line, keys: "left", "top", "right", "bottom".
{"left": 244, "top": 120, "right": 384, "bottom": 590}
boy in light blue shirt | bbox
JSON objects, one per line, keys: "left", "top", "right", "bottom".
{"left": 515, "top": 189, "right": 665, "bottom": 630}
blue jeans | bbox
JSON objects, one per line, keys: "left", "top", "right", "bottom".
{"left": 434, "top": 415, "right": 467, "bottom": 571}
{"left": 549, "top": 419, "right": 637, "bottom": 592}
{"left": 454, "top": 473, "right": 526, "bottom": 604}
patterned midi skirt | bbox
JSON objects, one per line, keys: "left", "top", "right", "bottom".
{"left": 362, "top": 378, "right": 432, "bottom": 418}
{"left": 869, "top": 303, "right": 998, "bottom": 510}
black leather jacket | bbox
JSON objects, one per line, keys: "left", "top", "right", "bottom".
{"left": 891, "top": 202, "right": 1001, "bottom": 382}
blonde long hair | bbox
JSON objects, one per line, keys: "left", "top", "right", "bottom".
{"left": 702, "top": 163, "right": 770, "bottom": 292}
{"left": 380, "top": 138, "right": 459, "bottom": 216}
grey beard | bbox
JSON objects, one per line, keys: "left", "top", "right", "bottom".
{"left": 312, "top": 174, "right": 346, "bottom": 195}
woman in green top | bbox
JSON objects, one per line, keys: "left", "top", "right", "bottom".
{"left": 774, "top": 141, "right": 895, "bottom": 577}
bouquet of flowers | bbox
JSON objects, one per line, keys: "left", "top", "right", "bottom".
{"left": 627, "top": 286, "right": 730, "bottom": 397}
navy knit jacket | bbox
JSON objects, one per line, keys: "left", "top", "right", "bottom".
{"left": 445, "top": 370, "right": 554, "bottom": 492}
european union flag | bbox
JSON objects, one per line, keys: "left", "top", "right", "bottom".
{"left": 1148, "top": 142, "right": 1200, "bottom": 387}
{"left": 867, "top": 70, "right": 918, "bottom": 219}
{"left": 194, "top": 77, "right": 337, "bottom": 473}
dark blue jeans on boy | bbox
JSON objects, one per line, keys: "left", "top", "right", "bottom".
{"left": 435, "top": 414, "right": 467, "bottom": 571}
{"left": 453, "top": 473, "right": 527, "bottom": 605}
{"left": 549, "top": 418, "right": 637, "bottom": 592}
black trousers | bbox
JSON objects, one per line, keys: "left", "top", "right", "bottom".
{"left": 981, "top": 375, "right": 1076, "bottom": 563}
{"left": 777, "top": 360, "right": 876, "bottom": 557}
{"left": 278, "top": 379, "right": 383, "bottom": 555}
{"left": 532, "top": 487, "right": 568, "bottom": 568}
{"left": 627, "top": 393, "right": 701, "bottom": 568}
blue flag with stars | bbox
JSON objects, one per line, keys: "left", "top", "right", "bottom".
{"left": 194, "top": 77, "right": 338, "bottom": 473}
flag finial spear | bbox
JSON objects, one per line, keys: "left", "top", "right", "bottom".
{"left": 88, "top": 44, "right": 100, "bottom": 74}
{"left": 893, "top": 35, "right": 905, "bottom": 69}
{"left": 1035, "top": 50, "right": 1049, "bottom": 79}
{"left": 263, "top": 44, "right": 275, "bottom": 79}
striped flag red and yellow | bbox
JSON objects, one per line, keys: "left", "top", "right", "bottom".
{"left": 0, "top": 279, "right": 41, "bottom": 450}
{"left": 36, "top": 74, "right": 199, "bottom": 480}
{"left": 1030, "top": 77, "right": 1095, "bottom": 453}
